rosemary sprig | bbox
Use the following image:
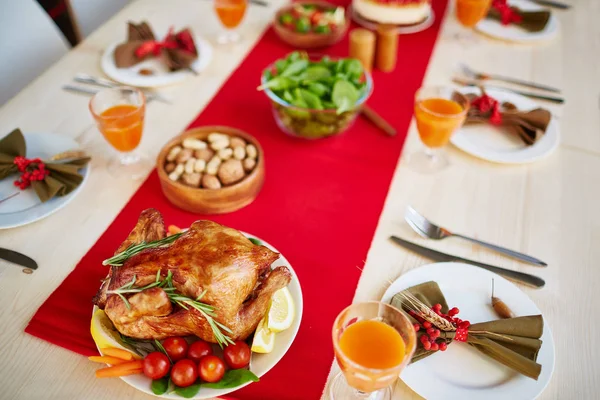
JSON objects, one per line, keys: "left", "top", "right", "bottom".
{"left": 102, "top": 232, "right": 184, "bottom": 267}
{"left": 106, "top": 269, "right": 233, "bottom": 347}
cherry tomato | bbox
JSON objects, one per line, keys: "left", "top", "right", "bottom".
{"left": 162, "top": 337, "right": 189, "bottom": 362}
{"left": 171, "top": 359, "right": 198, "bottom": 388}
{"left": 142, "top": 352, "right": 170, "bottom": 380}
{"left": 310, "top": 11, "right": 323, "bottom": 25}
{"left": 198, "top": 355, "right": 225, "bottom": 383}
{"left": 223, "top": 340, "right": 251, "bottom": 369}
{"left": 187, "top": 340, "right": 213, "bottom": 363}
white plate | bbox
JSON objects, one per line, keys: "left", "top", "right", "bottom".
{"left": 0, "top": 132, "right": 90, "bottom": 230}
{"left": 381, "top": 262, "right": 555, "bottom": 400}
{"left": 451, "top": 87, "right": 559, "bottom": 164}
{"left": 95, "top": 233, "right": 303, "bottom": 399}
{"left": 101, "top": 34, "right": 213, "bottom": 88}
{"left": 350, "top": 6, "right": 435, "bottom": 35}
{"left": 475, "top": 0, "right": 559, "bottom": 44}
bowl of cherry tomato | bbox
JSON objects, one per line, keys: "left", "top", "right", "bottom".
{"left": 273, "top": 1, "right": 349, "bottom": 49}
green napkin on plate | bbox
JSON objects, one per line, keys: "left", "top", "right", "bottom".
{"left": 0, "top": 129, "right": 91, "bottom": 203}
{"left": 391, "top": 281, "right": 543, "bottom": 380}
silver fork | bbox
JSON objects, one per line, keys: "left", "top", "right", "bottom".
{"left": 404, "top": 206, "right": 547, "bottom": 267}
{"left": 459, "top": 63, "right": 561, "bottom": 93}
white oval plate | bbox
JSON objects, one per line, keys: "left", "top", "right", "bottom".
{"left": 95, "top": 233, "right": 303, "bottom": 399}
{"left": 451, "top": 87, "right": 559, "bottom": 164}
{"left": 382, "top": 262, "right": 554, "bottom": 400}
{"left": 101, "top": 34, "right": 213, "bottom": 88}
{"left": 475, "top": 0, "right": 559, "bottom": 44}
{"left": 0, "top": 132, "right": 90, "bottom": 230}
{"left": 350, "top": 6, "right": 435, "bottom": 35}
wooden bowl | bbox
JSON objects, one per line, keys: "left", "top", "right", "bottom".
{"left": 157, "top": 126, "right": 265, "bottom": 214}
{"left": 273, "top": 1, "right": 349, "bottom": 49}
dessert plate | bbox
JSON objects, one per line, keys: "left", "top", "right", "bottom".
{"left": 350, "top": 6, "right": 435, "bottom": 35}
{"left": 451, "top": 87, "right": 559, "bottom": 164}
{"left": 475, "top": 0, "right": 559, "bottom": 44}
{"left": 0, "top": 132, "right": 90, "bottom": 230}
{"left": 101, "top": 33, "right": 213, "bottom": 88}
{"left": 382, "top": 262, "right": 555, "bottom": 400}
{"left": 94, "top": 233, "right": 303, "bottom": 399}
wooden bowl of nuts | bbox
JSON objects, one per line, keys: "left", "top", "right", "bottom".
{"left": 157, "top": 126, "right": 264, "bottom": 214}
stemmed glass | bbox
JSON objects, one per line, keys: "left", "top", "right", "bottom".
{"left": 409, "top": 86, "right": 470, "bottom": 173}
{"left": 455, "top": 0, "right": 493, "bottom": 40}
{"left": 330, "top": 301, "right": 417, "bottom": 400}
{"left": 214, "top": 0, "right": 248, "bottom": 44}
{"left": 89, "top": 87, "right": 150, "bottom": 179}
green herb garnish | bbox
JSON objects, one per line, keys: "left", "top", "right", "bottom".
{"left": 102, "top": 232, "right": 184, "bottom": 266}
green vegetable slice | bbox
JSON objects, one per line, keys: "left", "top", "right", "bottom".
{"left": 282, "top": 90, "right": 294, "bottom": 103}
{"left": 274, "top": 59, "right": 289, "bottom": 75}
{"left": 174, "top": 382, "right": 202, "bottom": 398}
{"left": 249, "top": 237, "right": 263, "bottom": 245}
{"left": 202, "top": 370, "right": 260, "bottom": 389}
{"left": 344, "top": 58, "right": 364, "bottom": 80}
{"left": 332, "top": 80, "right": 360, "bottom": 114}
{"left": 281, "top": 59, "right": 309, "bottom": 77}
{"left": 151, "top": 378, "right": 169, "bottom": 395}
{"left": 297, "top": 88, "right": 323, "bottom": 110}
{"left": 301, "top": 65, "right": 331, "bottom": 81}
{"left": 306, "top": 82, "right": 329, "bottom": 97}
{"left": 258, "top": 76, "right": 295, "bottom": 91}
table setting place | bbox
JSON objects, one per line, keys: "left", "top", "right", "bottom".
{"left": 2, "top": 0, "right": 594, "bottom": 399}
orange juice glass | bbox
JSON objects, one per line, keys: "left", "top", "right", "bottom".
{"left": 456, "top": 0, "right": 492, "bottom": 29}
{"left": 330, "top": 302, "right": 416, "bottom": 400}
{"left": 89, "top": 87, "right": 150, "bottom": 179}
{"left": 214, "top": 0, "right": 248, "bottom": 44}
{"left": 410, "top": 86, "right": 469, "bottom": 173}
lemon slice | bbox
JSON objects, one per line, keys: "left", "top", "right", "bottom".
{"left": 267, "top": 287, "right": 295, "bottom": 333}
{"left": 251, "top": 317, "right": 275, "bottom": 353}
{"left": 90, "top": 309, "right": 139, "bottom": 357}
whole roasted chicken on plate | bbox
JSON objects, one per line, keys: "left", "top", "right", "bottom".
{"left": 93, "top": 208, "right": 291, "bottom": 344}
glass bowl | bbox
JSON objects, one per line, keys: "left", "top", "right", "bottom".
{"left": 261, "top": 57, "right": 373, "bottom": 140}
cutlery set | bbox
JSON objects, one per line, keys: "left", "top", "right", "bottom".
{"left": 391, "top": 206, "right": 547, "bottom": 288}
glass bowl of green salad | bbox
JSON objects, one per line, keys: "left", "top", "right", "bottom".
{"left": 258, "top": 52, "right": 373, "bottom": 140}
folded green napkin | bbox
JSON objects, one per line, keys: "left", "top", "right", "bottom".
{"left": 391, "top": 281, "right": 543, "bottom": 380}
{"left": 0, "top": 129, "right": 91, "bottom": 203}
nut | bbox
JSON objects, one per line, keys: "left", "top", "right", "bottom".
{"left": 166, "top": 146, "right": 182, "bottom": 161}
{"left": 218, "top": 148, "right": 233, "bottom": 160}
{"left": 206, "top": 156, "right": 222, "bottom": 175}
{"left": 164, "top": 162, "right": 176, "bottom": 173}
{"left": 181, "top": 172, "right": 202, "bottom": 187}
{"left": 168, "top": 163, "right": 184, "bottom": 181}
{"left": 229, "top": 137, "right": 246, "bottom": 148}
{"left": 210, "top": 138, "right": 230, "bottom": 151}
{"left": 184, "top": 158, "right": 196, "bottom": 174}
{"left": 246, "top": 144, "right": 258, "bottom": 159}
{"left": 202, "top": 174, "right": 222, "bottom": 189}
{"left": 194, "top": 159, "right": 206, "bottom": 173}
{"left": 182, "top": 138, "right": 207, "bottom": 150}
{"left": 194, "top": 148, "right": 214, "bottom": 162}
{"left": 243, "top": 157, "right": 256, "bottom": 172}
{"left": 217, "top": 159, "right": 245, "bottom": 186}
{"left": 175, "top": 148, "right": 193, "bottom": 164}
{"left": 208, "top": 132, "right": 229, "bottom": 142}
{"left": 233, "top": 146, "right": 246, "bottom": 160}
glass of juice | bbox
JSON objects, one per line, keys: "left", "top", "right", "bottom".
{"left": 410, "top": 86, "right": 469, "bottom": 173}
{"left": 455, "top": 0, "right": 492, "bottom": 38}
{"left": 89, "top": 87, "right": 150, "bottom": 179}
{"left": 330, "top": 301, "right": 417, "bottom": 400}
{"left": 214, "top": 0, "right": 248, "bottom": 44}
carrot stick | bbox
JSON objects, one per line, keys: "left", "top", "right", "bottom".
{"left": 95, "top": 360, "right": 144, "bottom": 378}
{"left": 88, "top": 356, "right": 129, "bottom": 365}
{"left": 100, "top": 347, "right": 134, "bottom": 361}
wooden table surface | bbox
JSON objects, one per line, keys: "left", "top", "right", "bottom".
{"left": 0, "top": 0, "right": 597, "bottom": 399}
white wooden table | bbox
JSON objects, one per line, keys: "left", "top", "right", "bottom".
{"left": 0, "top": 0, "right": 598, "bottom": 399}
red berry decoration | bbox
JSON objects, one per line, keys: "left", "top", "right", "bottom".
{"left": 422, "top": 321, "right": 432, "bottom": 329}
{"left": 430, "top": 329, "right": 440, "bottom": 339}
{"left": 413, "top": 323, "right": 421, "bottom": 332}
{"left": 422, "top": 340, "right": 432, "bottom": 351}
{"left": 430, "top": 342, "right": 439, "bottom": 351}
{"left": 439, "top": 342, "right": 448, "bottom": 351}
{"left": 448, "top": 307, "right": 459, "bottom": 316}
{"left": 432, "top": 303, "right": 442, "bottom": 312}
{"left": 420, "top": 334, "right": 430, "bottom": 344}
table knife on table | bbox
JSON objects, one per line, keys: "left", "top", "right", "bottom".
{"left": 528, "top": 0, "right": 571, "bottom": 9}
{"left": 389, "top": 236, "right": 545, "bottom": 288}
{"left": 0, "top": 248, "right": 38, "bottom": 271}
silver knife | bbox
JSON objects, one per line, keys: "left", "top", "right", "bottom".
{"left": 0, "top": 248, "right": 38, "bottom": 270}
{"left": 389, "top": 236, "right": 545, "bottom": 288}
{"left": 73, "top": 74, "right": 172, "bottom": 104}
{"left": 63, "top": 84, "right": 164, "bottom": 103}
{"left": 528, "top": 0, "right": 571, "bottom": 9}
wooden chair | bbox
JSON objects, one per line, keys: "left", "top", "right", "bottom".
{"left": 66, "top": 0, "right": 132, "bottom": 41}
{"left": 0, "top": 0, "right": 70, "bottom": 106}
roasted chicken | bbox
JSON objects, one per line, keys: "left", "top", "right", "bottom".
{"left": 93, "top": 209, "right": 291, "bottom": 343}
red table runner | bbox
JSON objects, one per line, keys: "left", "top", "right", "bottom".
{"left": 26, "top": 1, "right": 447, "bottom": 398}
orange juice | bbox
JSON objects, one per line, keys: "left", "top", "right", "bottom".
{"left": 456, "top": 0, "right": 492, "bottom": 28}
{"left": 339, "top": 320, "right": 406, "bottom": 369}
{"left": 414, "top": 98, "right": 465, "bottom": 148}
{"left": 215, "top": 0, "right": 247, "bottom": 28}
{"left": 98, "top": 104, "right": 144, "bottom": 152}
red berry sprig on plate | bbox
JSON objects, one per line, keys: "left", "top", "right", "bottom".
{"left": 13, "top": 156, "right": 50, "bottom": 190}
{"left": 412, "top": 303, "right": 470, "bottom": 353}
